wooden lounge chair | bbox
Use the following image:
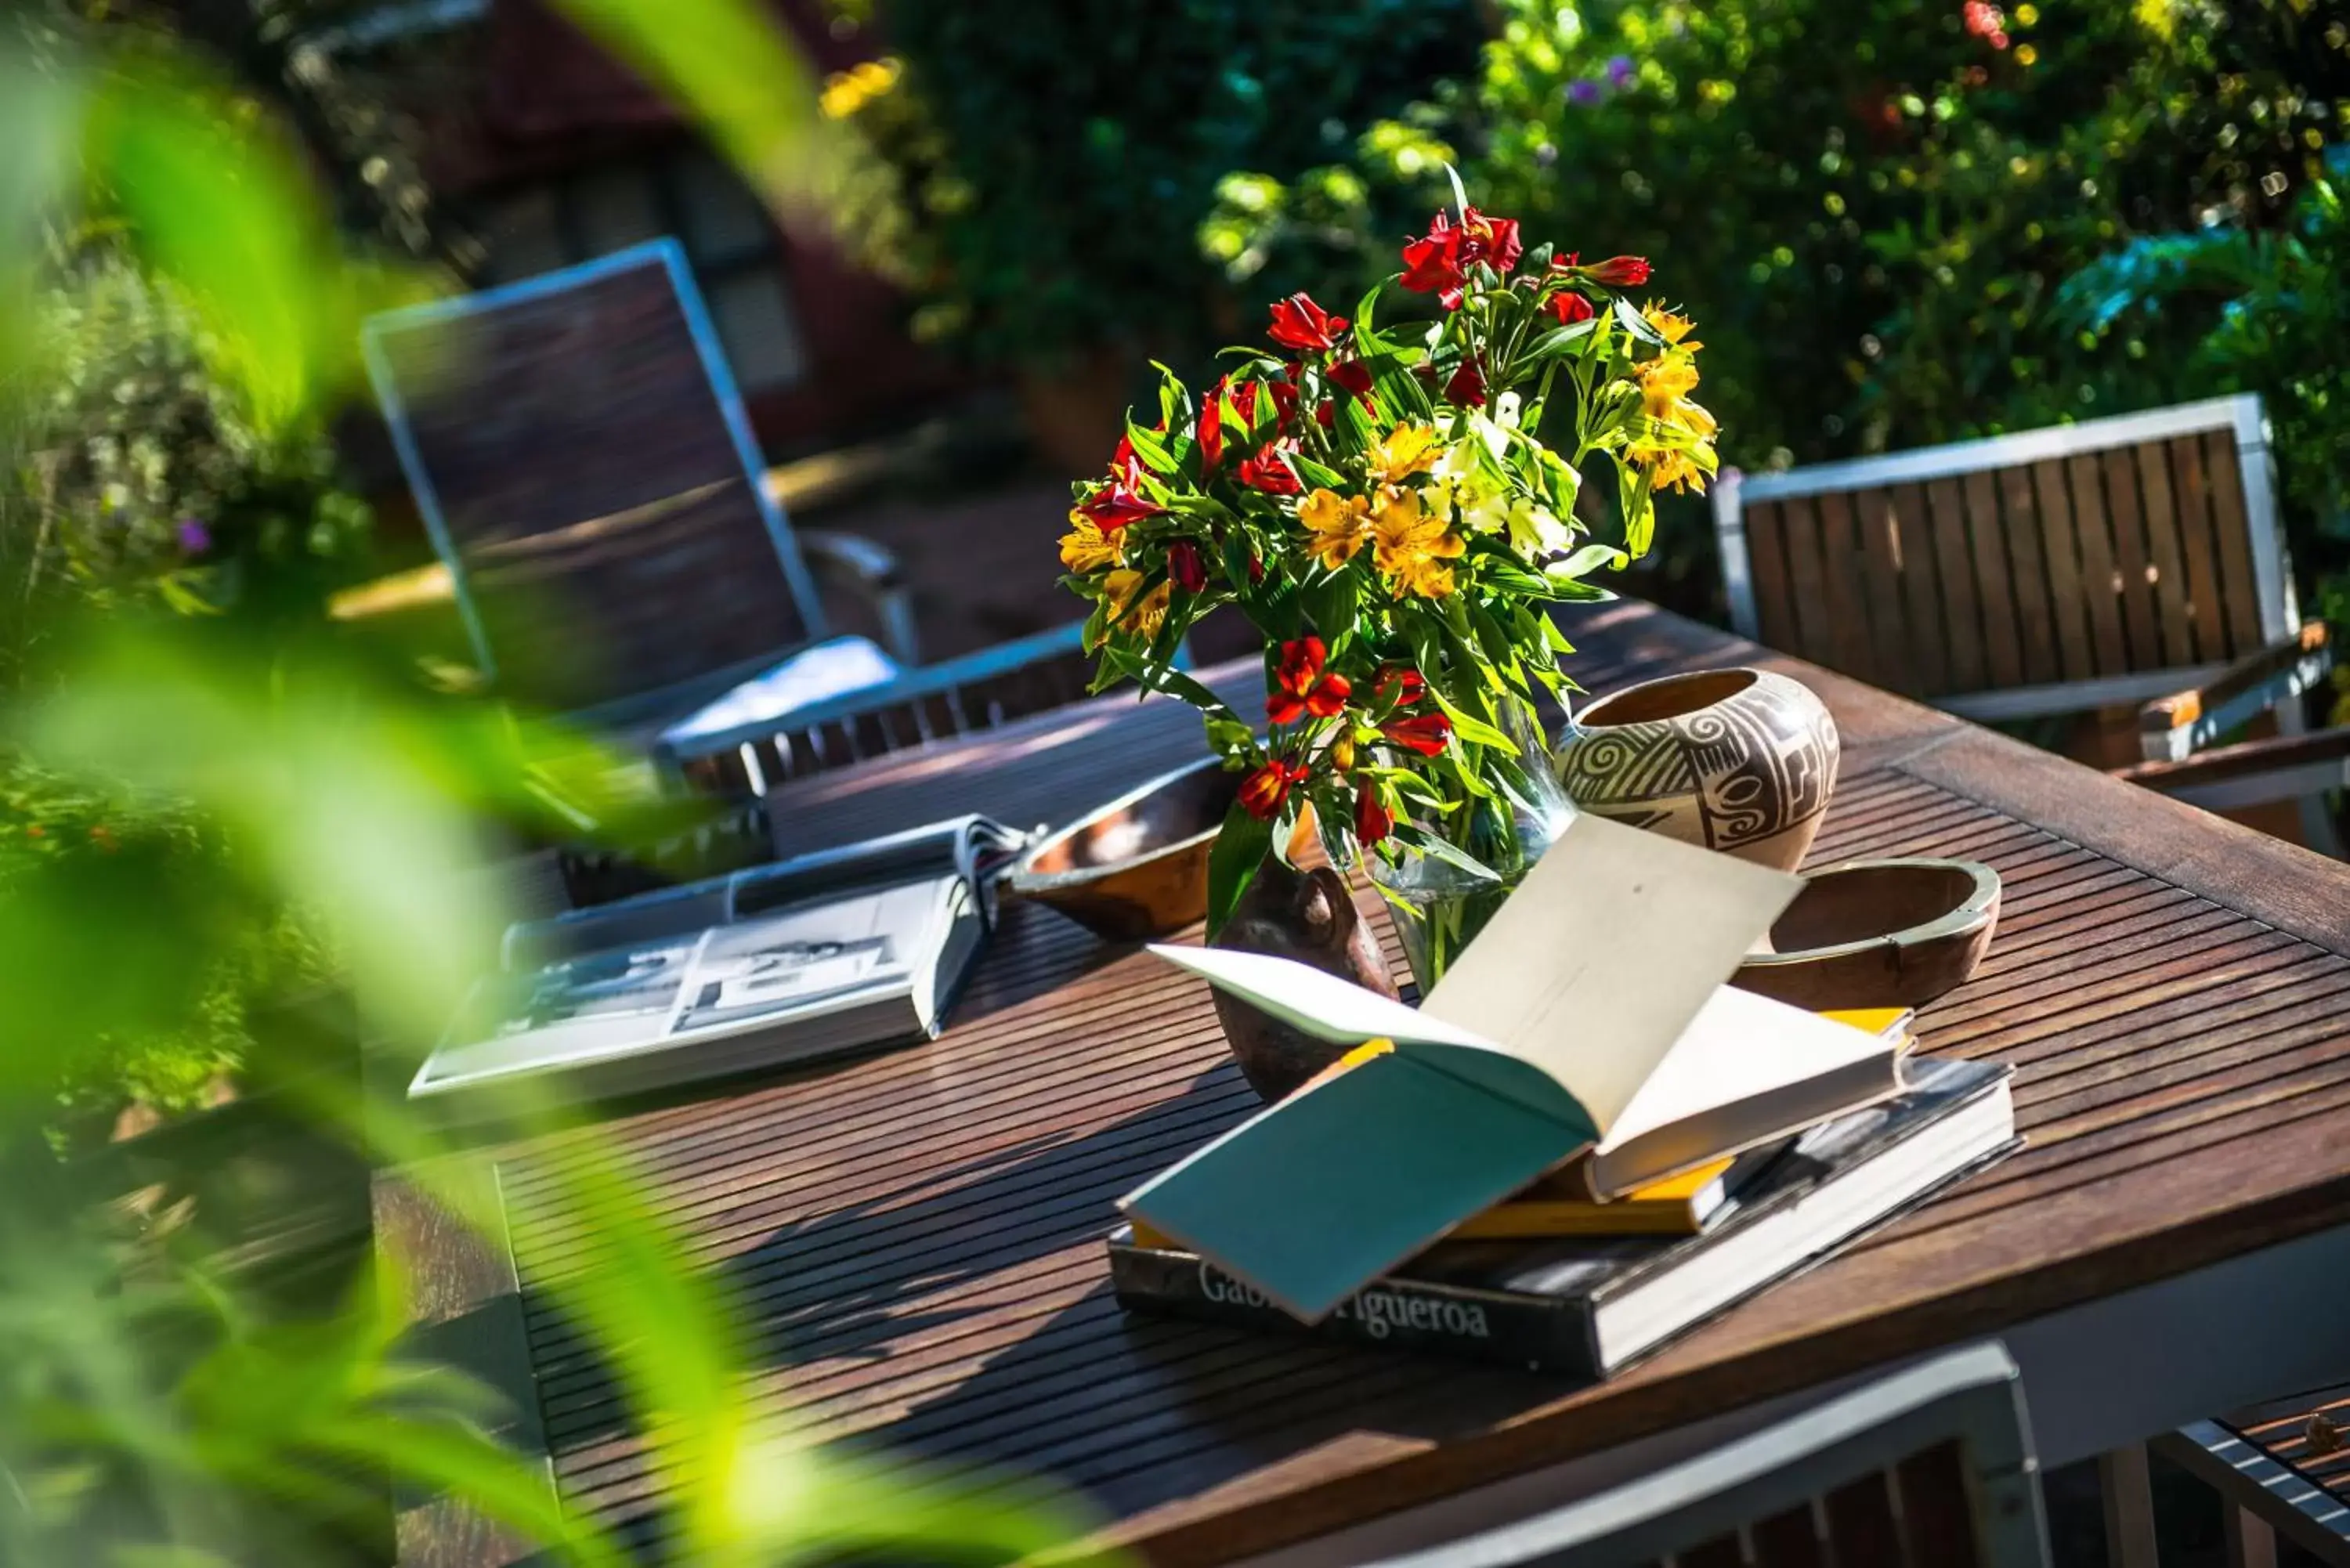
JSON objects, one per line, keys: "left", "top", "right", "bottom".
{"left": 1713, "top": 394, "right": 2337, "bottom": 851}
{"left": 360, "top": 239, "right": 920, "bottom": 740}
{"left": 1358, "top": 1342, "right": 2049, "bottom": 1567}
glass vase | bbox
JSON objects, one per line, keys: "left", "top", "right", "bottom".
{"left": 1367, "top": 702, "right": 1578, "bottom": 992}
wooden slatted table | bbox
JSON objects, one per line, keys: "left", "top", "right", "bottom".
{"left": 404, "top": 600, "right": 2350, "bottom": 1566}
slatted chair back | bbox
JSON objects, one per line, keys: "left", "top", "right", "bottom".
{"left": 1361, "top": 1342, "right": 2048, "bottom": 1568}
{"left": 361, "top": 240, "right": 826, "bottom": 724}
{"left": 665, "top": 621, "right": 1121, "bottom": 797}
{"left": 1715, "top": 395, "right": 2294, "bottom": 722}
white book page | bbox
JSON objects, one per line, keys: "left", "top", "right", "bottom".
{"left": 671, "top": 882, "right": 924, "bottom": 1038}
{"left": 1145, "top": 945, "right": 1495, "bottom": 1051}
{"left": 1596, "top": 984, "right": 1896, "bottom": 1153}
{"left": 1419, "top": 813, "right": 1801, "bottom": 1133}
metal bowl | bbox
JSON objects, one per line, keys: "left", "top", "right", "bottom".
{"left": 1731, "top": 857, "right": 2001, "bottom": 1012}
{"left": 1003, "top": 757, "right": 1242, "bottom": 941}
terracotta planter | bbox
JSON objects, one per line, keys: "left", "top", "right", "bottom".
{"left": 1553, "top": 667, "right": 1840, "bottom": 871}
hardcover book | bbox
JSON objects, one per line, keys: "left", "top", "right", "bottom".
{"left": 410, "top": 815, "right": 1025, "bottom": 1104}
{"left": 1109, "top": 1056, "right": 2016, "bottom": 1376}
{"left": 1125, "top": 814, "right": 1915, "bottom": 1321}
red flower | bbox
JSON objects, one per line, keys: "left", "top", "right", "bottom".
{"left": 1236, "top": 443, "right": 1303, "bottom": 496}
{"left": 1267, "top": 365, "right": 1302, "bottom": 429}
{"left": 1267, "top": 636, "right": 1354, "bottom": 725}
{"left": 1167, "top": 540, "right": 1207, "bottom": 593}
{"left": 1326, "top": 358, "right": 1376, "bottom": 402}
{"left": 1238, "top": 760, "right": 1307, "bottom": 820}
{"left": 1400, "top": 207, "right": 1523, "bottom": 309}
{"left": 1375, "top": 667, "right": 1427, "bottom": 709}
{"left": 1545, "top": 289, "right": 1596, "bottom": 326}
{"left": 1198, "top": 378, "right": 1264, "bottom": 469}
{"left": 1076, "top": 482, "right": 1165, "bottom": 533}
{"left": 1585, "top": 255, "right": 1653, "bottom": 287}
{"left": 1354, "top": 786, "right": 1394, "bottom": 847}
{"left": 1400, "top": 211, "right": 1465, "bottom": 302}
{"left": 1381, "top": 711, "right": 1452, "bottom": 756}
{"left": 1444, "top": 356, "right": 1486, "bottom": 407}
{"left": 1267, "top": 292, "right": 1347, "bottom": 352}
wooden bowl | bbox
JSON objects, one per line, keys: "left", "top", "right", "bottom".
{"left": 1004, "top": 757, "right": 1239, "bottom": 940}
{"left": 1731, "top": 858, "right": 2001, "bottom": 1012}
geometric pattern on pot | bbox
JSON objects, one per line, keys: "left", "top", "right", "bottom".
{"left": 1555, "top": 668, "right": 1841, "bottom": 861}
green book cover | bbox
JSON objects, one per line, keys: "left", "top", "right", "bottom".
{"left": 1124, "top": 815, "right": 1907, "bottom": 1323}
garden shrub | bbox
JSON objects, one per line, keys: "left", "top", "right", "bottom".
{"left": 814, "top": 0, "right": 1482, "bottom": 376}
{"left": 1199, "top": 0, "right": 2350, "bottom": 612}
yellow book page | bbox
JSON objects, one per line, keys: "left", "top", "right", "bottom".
{"left": 1819, "top": 1006, "right": 1914, "bottom": 1041}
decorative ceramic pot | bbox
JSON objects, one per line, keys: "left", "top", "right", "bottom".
{"left": 1553, "top": 668, "right": 1839, "bottom": 872}
{"left": 1209, "top": 855, "right": 1398, "bottom": 1101}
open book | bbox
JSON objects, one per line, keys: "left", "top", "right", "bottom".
{"left": 1123, "top": 814, "right": 1911, "bottom": 1321}
{"left": 410, "top": 816, "right": 1025, "bottom": 1105}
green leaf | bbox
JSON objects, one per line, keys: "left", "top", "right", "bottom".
{"left": 1422, "top": 682, "right": 1516, "bottom": 750}
{"left": 1390, "top": 822, "right": 1504, "bottom": 884}
{"left": 1123, "top": 419, "right": 1174, "bottom": 472}
{"left": 1206, "top": 801, "right": 1274, "bottom": 938}
{"left": 1302, "top": 571, "right": 1358, "bottom": 645}
{"left": 1549, "top": 542, "right": 1631, "bottom": 581}
{"left": 1292, "top": 453, "right": 1347, "bottom": 490}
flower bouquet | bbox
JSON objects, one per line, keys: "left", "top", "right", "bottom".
{"left": 1058, "top": 195, "right": 1717, "bottom": 984}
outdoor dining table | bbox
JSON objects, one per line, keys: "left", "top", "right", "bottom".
{"left": 388, "top": 598, "right": 2350, "bottom": 1566}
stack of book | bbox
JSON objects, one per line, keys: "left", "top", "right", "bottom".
{"left": 1107, "top": 815, "right": 2016, "bottom": 1378}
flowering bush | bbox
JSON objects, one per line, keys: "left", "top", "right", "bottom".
{"left": 1058, "top": 200, "right": 1715, "bottom": 929}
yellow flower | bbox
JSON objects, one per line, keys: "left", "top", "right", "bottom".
{"left": 1365, "top": 424, "right": 1443, "bottom": 485}
{"left": 1296, "top": 487, "right": 1374, "bottom": 569}
{"left": 1328, "top": 734, "right": 1356, "bottom": 772}
{"left": 819, "top": 57, "right": 902, "bottom": 120}
{"left": 1059, "top": 511, "right": 1123, "bottom": 573}
{"left": 1104, "top": 569, "right": 1173, "bottom": 637}
{"left": 1372, "top": 486, "right": 1465, "bottom": 599}
{"left": 1627, "top": 439, "right": 1711, "bottom": 496}
{"left": 1640, "top": 303, "right": 1703, "bottom": 350}
{"left": 1636, "top": 351, "right": 1719, "bottom": 443}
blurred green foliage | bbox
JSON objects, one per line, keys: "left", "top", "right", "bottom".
{"left": 0, "top": 5, "right": 1106, "bottom": 1566}
{"left": 1201, "top": 0, "right": 2350, "bottom": 611}
{"left": 815, "top": 0, "right": 1480, "bottom": 373}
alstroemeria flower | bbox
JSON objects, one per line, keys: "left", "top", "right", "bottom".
{"left": 1296, "top": 487, "right": 1373, "bottom": 569}
{"left": 1325, "top": 357, "right": 1376, "bottom": 405}
{"left": 1076, "top": 481, "right": 1166, "bottom": 533}
{"left": 1267, "top": 635, "right": 1353, "bottom": 725}
{"left": 1167, "top": 540, "right": 1208, "bottom": 593}
{"left": 1267, "top": 292, "right": 1347, "bottom": 352}
{"left": 1375, "top": 667, "right": 1427, "bottom": 709}
{"left": 1381, "top": 710, "right": 1453, "bottom": 756}
{"left": 1238, "top": 759, "right": 1308, "bottom": 820}
{"left": 1354, "top": 785, "right": 1394, "bottom": 846}
{"left": 1444, "top": 356, "right": 1486, "bottom": 407}
{"left": 1198, "top": 377, "right": 1262, "bottom": 468}
{"left": 1545, "top": 289, "right": 1596, "bottom": 326}
{"left": 1059, "top": 511, "right": 1123, "bottom": 573}
{"left": 1641, "top": 302, "right": 1701, "bottom": 348}
{"left": 1268, "top": 365, "right": 1302, "bottom": 428}
{"left": 1365, "top": 424, "right": 1441, "bottom": 485}
{"left": 1371, "top": 487, "right": 1466, "bottom": 599}
{"left": 1104, "top": 568, "right": 1173, "bottom": 637}
{"left": 1400, "top": 206, "right": 1524, "bottom": 309}
{"left": 1585, "top": 255, "right": 1654, "bottom": 287}
{"left": 1237, "top": 442, "right": 1303, "bottom": 495}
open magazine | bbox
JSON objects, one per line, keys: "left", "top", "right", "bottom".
{"left": 410, "top": 816, "right": 1026, "bottom": 1105}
